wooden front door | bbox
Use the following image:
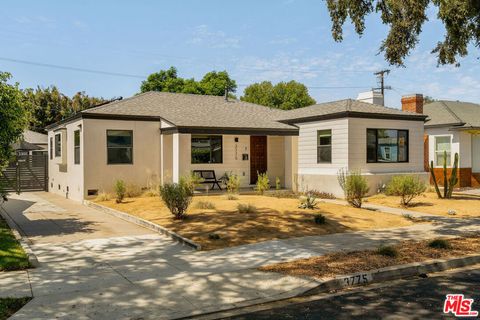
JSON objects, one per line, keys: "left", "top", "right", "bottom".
{"left": 250, "top": 136, "right": 267, "bottom": 184}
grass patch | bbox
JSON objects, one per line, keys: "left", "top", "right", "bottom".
{"left": 224, "top": 193, "right": 239, "bottom": 200}
{"left": 0, "top": 297, "right": 31, "bottom": 320}
{"left": 377, "top": 245, "right": 398, "bottom": 258}
{"left": 237, "top": 203, "right": 257, "bottom": 213}
{"left": 428, "top": 238, "right": 451, "bottom": 249}
{"left": 259, "top": 235, "right": 480, "bottom": 279}
{"left": 314, "top": 214, "right": 326, "bottom": 225}
{"left": 0, "top": 218, "right": 30, "bottom": 271}
{"left": 194, "top": 201, "right": 216, "bottom": 210}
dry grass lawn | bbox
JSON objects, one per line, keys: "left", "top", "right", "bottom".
{"left": 97, "top": 195, "right": 415, "bottom": 250}
{"left": 259, "top": 235, "right": 480, "bottom": 279}
{"left": 367, "top": 192, "right": 480, "bottom": 218}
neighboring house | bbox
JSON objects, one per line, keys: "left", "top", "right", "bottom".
{"left": 12, "top": 130, "right": 48, "bottom": 156}
{"left": 45, "top": 92, "right": 428, "bottom": 201}
{"left": 417, "top": 98, "right": 480, "bottom": 188}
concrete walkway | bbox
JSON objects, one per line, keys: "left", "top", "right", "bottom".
{"left": 0, "top": 192, "right": 479, "bottom": 319}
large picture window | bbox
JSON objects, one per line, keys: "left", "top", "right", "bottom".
{"left": 74, "top": 130, "right": 80, "bottom": 164}
{"left": 54, "top": 133, "right": 61, "bottom": 157}
{"left": 191, "top": 135, "right": 222, "bottom": 164}
{"left": 367, "top": 129, "right": 408, "bottom": 163}
{"left": 434, "top": 136, "right": 452, "bottom": 167}
{"left": 107, "top": 130, "right": 133, "bottom": 164}
{"left": 317, "top": 130, "right": 332, "bottom": 163}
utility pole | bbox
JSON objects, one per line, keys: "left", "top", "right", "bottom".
{"left": 373, "top": 69, "right": 391, "bottom": 96}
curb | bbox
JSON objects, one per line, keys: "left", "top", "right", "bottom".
{"left": 84, "top": 200, "right": 201, "bottom": 250}
{"left": 302, "top": 254, "right": 480, "bottom": 296}
{"left": 184, "top": 255, "right": 480, "bottom": 320}
{"left": 0, "top": 205, "right": 40, "bottom": 268}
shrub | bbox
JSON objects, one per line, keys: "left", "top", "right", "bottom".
{"left": 237, "top": 203, "right": 256, "bottom": 213}
{"left": 307, "top": 190, "right": 336, "bottom": 199}
{"left": 275, "top": 177, "right": 281, "bottom": 190}
{"left": 226, "top": 174, "right": 241, "bottom": 194}
{"left": 143, "top": 187, "right": 159, "bottom": 197}
{"left": 314, "top": 214, "right": 326, "bottom": 224}
{"left": 299, "top": 192, "right": 318, "bottom": 209}
{"left": 224, "top": 193, "right": 239, "bottom": 200}
{"left": 114, "top": 179, "right": 126, "bottom": 203}
{"left": 385, "top": 175, "right": 426, "bottom": 207}
{"left": 159, "top": 181, "right": 193, "bottom": 219}
{"left": 195, "top": 200, "right": 216, "bottom": 210}
{"left": 183, "top": 172, "right": 204, "bottom": 191}
{"left": 428, "top": 239, "right": 451, "bottom": 249}
{"left": 0, "top": 181, "right": 8, "bottom": 203}
{"left": 208, "top": 233, "right": 221, "bottom": 240}
{"left": 125, "top": 183, "right": 143, "bottom": 198}
{"left": 255, "top": 172, "right": 270, "bottom": 195}
{"left": 338, "top": 169, "right": 369, "bottom": 208}
{"left": 267, "top": 190, "right": 299, "bottom": 199}
{"left": 95, "top": 192, "right": 111, "bottom": 202}
{"left": 377, "top": 245, "right": 398, "bottom": 258}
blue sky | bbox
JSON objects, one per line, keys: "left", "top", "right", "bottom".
{"left": 1, "top": 0, "right": 479, "bottom": 108}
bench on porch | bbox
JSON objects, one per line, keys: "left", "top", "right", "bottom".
{"left": 192, "top": 170, "right": 222, "bottom": 190}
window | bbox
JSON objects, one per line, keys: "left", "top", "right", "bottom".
{"left": 74, "top": 130, "right": 80, "bottom": 164}
{"left": 107, "top": 130, "right": 133, "bottom": 164}
{"left": 434, "top": 136, "right": 451, "bottom": 167}
{"left": 191, "top": 135, "right": 222, "bottom": 164}
{"left": 49, "top": 137, "right": 53, "bottom": 160}
{"left": 367, "top": 129, "right": 409, "bottom": 163}
{"left": 317, "top": 130, "right": 332, "bottom": 163}
{"left": 54, "top": 133, "right": 61, "bottom": 157}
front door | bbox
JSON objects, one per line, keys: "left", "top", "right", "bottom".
{"left": 250, "top": 136, "right": 267, "bottom": 184}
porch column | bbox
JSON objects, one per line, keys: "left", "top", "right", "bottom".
{"left": 172, "top": 133, "right": 180, "bottom": 183}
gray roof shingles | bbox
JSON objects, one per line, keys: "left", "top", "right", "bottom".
{"left": 424, "top": 100, "right": 480, "bottom": 128}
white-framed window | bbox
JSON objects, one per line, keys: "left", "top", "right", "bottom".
{"left": 317, "top": 130, "right": 332, "bottom": 163}
{"left": 54, "top": 133, "right": 61, "bottom": 157}
{"left": 434, "top": 135, "right": 452, "bottom": 167}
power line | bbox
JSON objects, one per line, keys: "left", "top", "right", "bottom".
{"left": 0, "top": 56, "right": 372, "bottom": 90}
{"left": 0, "top": 57, "right": 146, "bottom": 79}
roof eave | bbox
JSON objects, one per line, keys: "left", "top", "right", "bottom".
{"left": 278, "top": 111, "right": 427, "bottom": 124}
{"left": 160, "top": 126, "right": 299, "bottom": 136}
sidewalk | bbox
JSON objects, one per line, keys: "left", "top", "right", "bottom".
{"left": 1, "top": 192, "right": 479, "bottom": 319}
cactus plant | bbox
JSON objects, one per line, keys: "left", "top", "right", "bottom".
{"left": 430, "top": 151, "right": 458, "bottom": 199}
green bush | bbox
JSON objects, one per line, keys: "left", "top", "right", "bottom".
{"left": 275, "top": 177, "right": 281, "bottom": 190}
{"left": 159, "top": 181, "right": 193, "bottom": 219}
{"left": 0, "top": 182, "right": 8, "bottom": 203}
{"left": 184, "top": 171, "right": 204, "bottom": 191}
{"left": 314, "top": 214, "right": 326, "bottom": 224}
{"left": 226, "top": 174, "right": 241, "bottom": 194}
{"left": 114, "top": 180, "right": 126, "bottom": 203}
{"left": 195, "top": 200, "right": 216, "bottom": 210}
{"left": 377, "top": 245, "right": 398, "bottom": 258}
{"left": 299, "top": 192, "right": 318, "bottom": 209}
{"left": 338, "top": 169, "right": 369, "bottom": 208}
{"left": 428, "top": 239, "right": 451, "bottom": 249}
{"left": 237, "top": 203, "right": 256, "bottom": 213}
{"left": 255, "top": 172, "right": 270, "bottom": 195}
{"left": 386, "top": 175, "right": 426, "bottom": 207}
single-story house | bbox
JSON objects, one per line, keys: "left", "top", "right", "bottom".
{"left": 12, "top": 130, "right": 48, "bottom": 156}
{"left": 415, "top": 98, "right": 480, "bottom": 188}
{"left": 45, "top": 91, "right": 428, "bottom": 201}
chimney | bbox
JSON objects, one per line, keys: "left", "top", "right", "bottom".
{"left": 401, "top": 94, "right": 423, "bottom": 114}
{"left": 357, "top": 90, "right": 384, "bottom": 105}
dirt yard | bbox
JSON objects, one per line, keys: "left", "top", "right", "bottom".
{"left": 96, "top": 195, "right": 416, "bottom": 250}
{"left": 366, "top": 192, "right": 480, "bottom": 218}
{"left": 259, "top": 235, "right": 480, "bottom": 279}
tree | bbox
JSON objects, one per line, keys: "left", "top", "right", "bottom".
{"left": 140, "top": 67, "right": 237, "bottom": 97}
{"left": 325, "top": 0, "right": 480, "bottom": 66}
{"left": 0, "top": 72, "right": 29, "bottom": 168}
{"left": 199, "top": 71, "right": 237, "bottom": 96}
{"left": 241, "top": 80, "right": 316, "bottom": 110}
{"left": 423, "top": 96, "right": 436, "bottom": 105}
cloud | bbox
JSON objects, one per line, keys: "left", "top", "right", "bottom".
{"left": 188, "top": 25, "right": 241, "bottom": 49}
{"left": 269, "top": 37, "right": 297, "bottom": 45}
{"left": 72, "top": 20, "right": 88, "bottom": 31}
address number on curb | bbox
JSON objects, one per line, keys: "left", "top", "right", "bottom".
{"left": 342, "top": 273, "right": 373, "bottom": 286}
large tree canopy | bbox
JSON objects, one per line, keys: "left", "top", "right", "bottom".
{"left": 241, "top": 81, "right": 316, "bottom": 110}
{"left": 23, "top": 86, "right": 105, "bottom": 131}
{"left": 140, "top": 67, "right": 237, "bottom": 96}
{"left": 0, "top": 72, "right": 30, "bottom": 168}
{"left": 325, "top": 0, "right": 480, "bottom": 66}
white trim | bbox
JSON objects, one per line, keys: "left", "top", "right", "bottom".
{"left": 172, "top": 133, "right": 179, "bottom": 183}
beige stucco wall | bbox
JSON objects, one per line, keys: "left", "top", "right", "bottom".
{"left": 176, "top": 133, "right": 287, "bottom": 188}
{"left": 48, "top": 119, "right": 84, "bottom": 201}
{"left": 82, "top": 119, "right": 161, "bottom": 197}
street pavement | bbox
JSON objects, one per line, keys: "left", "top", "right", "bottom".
{"left": 225, "top": 267, "right": 480, "bottom": 320}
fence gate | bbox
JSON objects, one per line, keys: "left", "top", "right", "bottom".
{"left": 0, "top": 154, "right": 48, "bottom": 193}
